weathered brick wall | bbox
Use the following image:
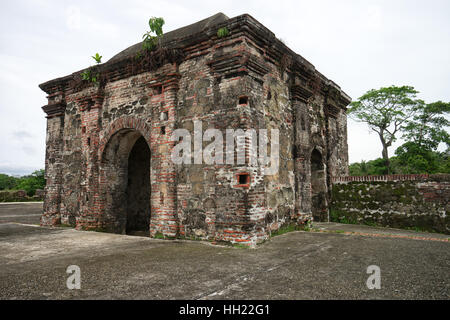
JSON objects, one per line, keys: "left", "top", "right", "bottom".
{"left": 42, "top": 114, "right": 64, "bottom": 225}
{"left": 39, "top": 13, "right": 351, "bottom": 246}
{"left": 331, "top": 174, "right": 450, "bottom": 234}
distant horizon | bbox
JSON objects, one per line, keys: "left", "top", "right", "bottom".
{"left": 0, "top": 165, "right": 44, "bottom": 177}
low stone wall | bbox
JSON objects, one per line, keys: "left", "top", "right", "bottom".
{"left": 0, "top": 189, "right": 44, "bottom": 202}
{"left": 330, "top": 174, "right": 449, "bottom": 234}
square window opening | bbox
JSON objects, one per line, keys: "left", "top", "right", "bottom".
{"left": 239, "top": 96, "right": 248, "bottom": 105}
{"left": 237, "top": 173, "right": 250, "bottom": 185}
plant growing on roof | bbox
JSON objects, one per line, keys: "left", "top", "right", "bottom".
{"left": 142, "top": 17, "right": 165, "bottom": 52}
{"left": 217, "top": 27, "right": 230, "bottom": 38}
{"left": 81, "top": 53, "right": 102, "bottom": 84}
{"left": 81, "top": 68, "right": 93, "bottom": 82}
{"left": 91, "top": 53, "right": 102, "bottom": 64}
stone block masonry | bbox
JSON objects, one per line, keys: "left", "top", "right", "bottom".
{"left": 331, "top": 174, "right": 450, "bottom": 234}
{"left": 39, "top": 13, "right": 351, "bottom": 247}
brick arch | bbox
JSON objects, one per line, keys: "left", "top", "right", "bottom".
{"left": 98, "top": 116, "right": 152, "bottom": 161}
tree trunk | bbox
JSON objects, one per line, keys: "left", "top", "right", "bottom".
{"left": 379, "top": 132, "right": 391, "bottom": 174}
{"left": 382, "top": 144, "right": 390, "bottom": 174}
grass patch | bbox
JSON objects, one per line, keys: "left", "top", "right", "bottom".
{"left": 309, "top": 228, "right": 347, "bottom": 235}
{"left": 58, "top": 224, "right": 73, "bottom": 228}
{"left": 153, "top": 232, "right": 165, "bottom": 239}
{"left": 404, "top": 226, "right": 436, "bottom": 234}
{"left": 363, "top": 220, "right": 378, "bottom": 227}
{"left": 231, "top": 243, "right": 250, "bottom": 249}
{"left": 88, "top": 227, "right": 107, "bottom": 233}
{"left": 210, "top": 240, "right": 251, "bottom": 249}
{"left": 270, "top": 223, "right": 303, "bottom": 237}
{"left": 338, "top": 217, "right": 358, "bottom": 225}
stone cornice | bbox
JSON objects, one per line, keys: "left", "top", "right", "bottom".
{"left": 42, "top": 102, "right": 66, "bottom": 118}
{"left": 290, "top": 84, "right": 313, "bottom": 103}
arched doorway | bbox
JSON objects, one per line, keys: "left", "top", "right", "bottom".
{"left": 126, "top": 136, "right": 151, "bottom": 235}
{"left": 310, "top": 149, "right": 327, "bottom": 221}
{"left": 101, "top": 129, "right": 151, "bottom": 235}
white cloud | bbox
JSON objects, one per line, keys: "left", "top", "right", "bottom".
{"left": 0, "top": 0, "right": 449, "bottom": 173}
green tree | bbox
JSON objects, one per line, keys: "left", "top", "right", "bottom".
{"left": 394, "top": 101, "right": 449, "bottom": 174}
{"left": 16, "top": 169, "right": 45, "bottom": 196}
{"left": 0, "top": 174, "right": 18, "bottom": 190}
{"left": 402, "top": 101, "right": 449, "bottom": 150}
{"left": 348, "top": 157, "right": 404, "bottom": 176}
{"left": 348, "top": 86, "right": 423, "bottom": 173}
{"left": 394, "top": 142, "right": 440, "bottom": 173}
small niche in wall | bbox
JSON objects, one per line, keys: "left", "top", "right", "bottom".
{"left": 154, "top": 85, "right": 163, "bottom": 95}
{"left": 236, "top": 172, "right": 250, "bottom": 188}
{"left": 87, "top": 137, "right": 91, "bottom": 146}
{"left": 82, "top": 126, "right": 86, "bottom": 134}
{"left": 160, "top": 111, "right": 168, "bottom": 121}
{"left": 160, "top": 126, "right": 166, "bottom": 135}
{"left": 86, "top": 99, "right": 94, "bottom": 111}
{"left": 300, "top": 115, "right": 306, "bottom": 130}
{"left": 267, "top": 90, "right": 272, "bottom": 100}
{"left": 238, "top": 96, "right": 248, "bottom": 105}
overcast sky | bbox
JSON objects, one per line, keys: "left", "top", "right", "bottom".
{"left": 1, "top": 0, "right": 449, "bottom": 175}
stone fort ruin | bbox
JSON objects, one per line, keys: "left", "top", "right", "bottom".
{"left": 39, "top": 13, "right": 351, "bottom": 246}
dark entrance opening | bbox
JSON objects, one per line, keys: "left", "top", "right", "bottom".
{"left": 311, "top": 149, "right": 327, "bottom": 221}
{"left": 126, "top": 136, "right": 151, "bottom": 235}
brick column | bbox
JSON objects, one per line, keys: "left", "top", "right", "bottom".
{"left": 77, "top": 90, "right": 104, "bottom": 230}
{"left": 150, "top": 73, "right": 180, "bottom": 238}
{"left": 291, "top": 88, "right": 313, "bottom": 222}
{"left": 41, "top": 99, "right": 66, "bottom": 226}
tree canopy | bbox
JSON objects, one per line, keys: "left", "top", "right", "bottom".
{"left": 348, "top": 85, "right": 449, "bottom": 175}
{"left": 393, "top": 101, "right": 450, "bottom": 173}
{"left": 348, "top": 85, "right": 423, "bottom": 172}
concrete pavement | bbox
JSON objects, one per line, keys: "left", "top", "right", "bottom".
{"left": 0, "top": 203, "right": 448, "bottom": 299}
